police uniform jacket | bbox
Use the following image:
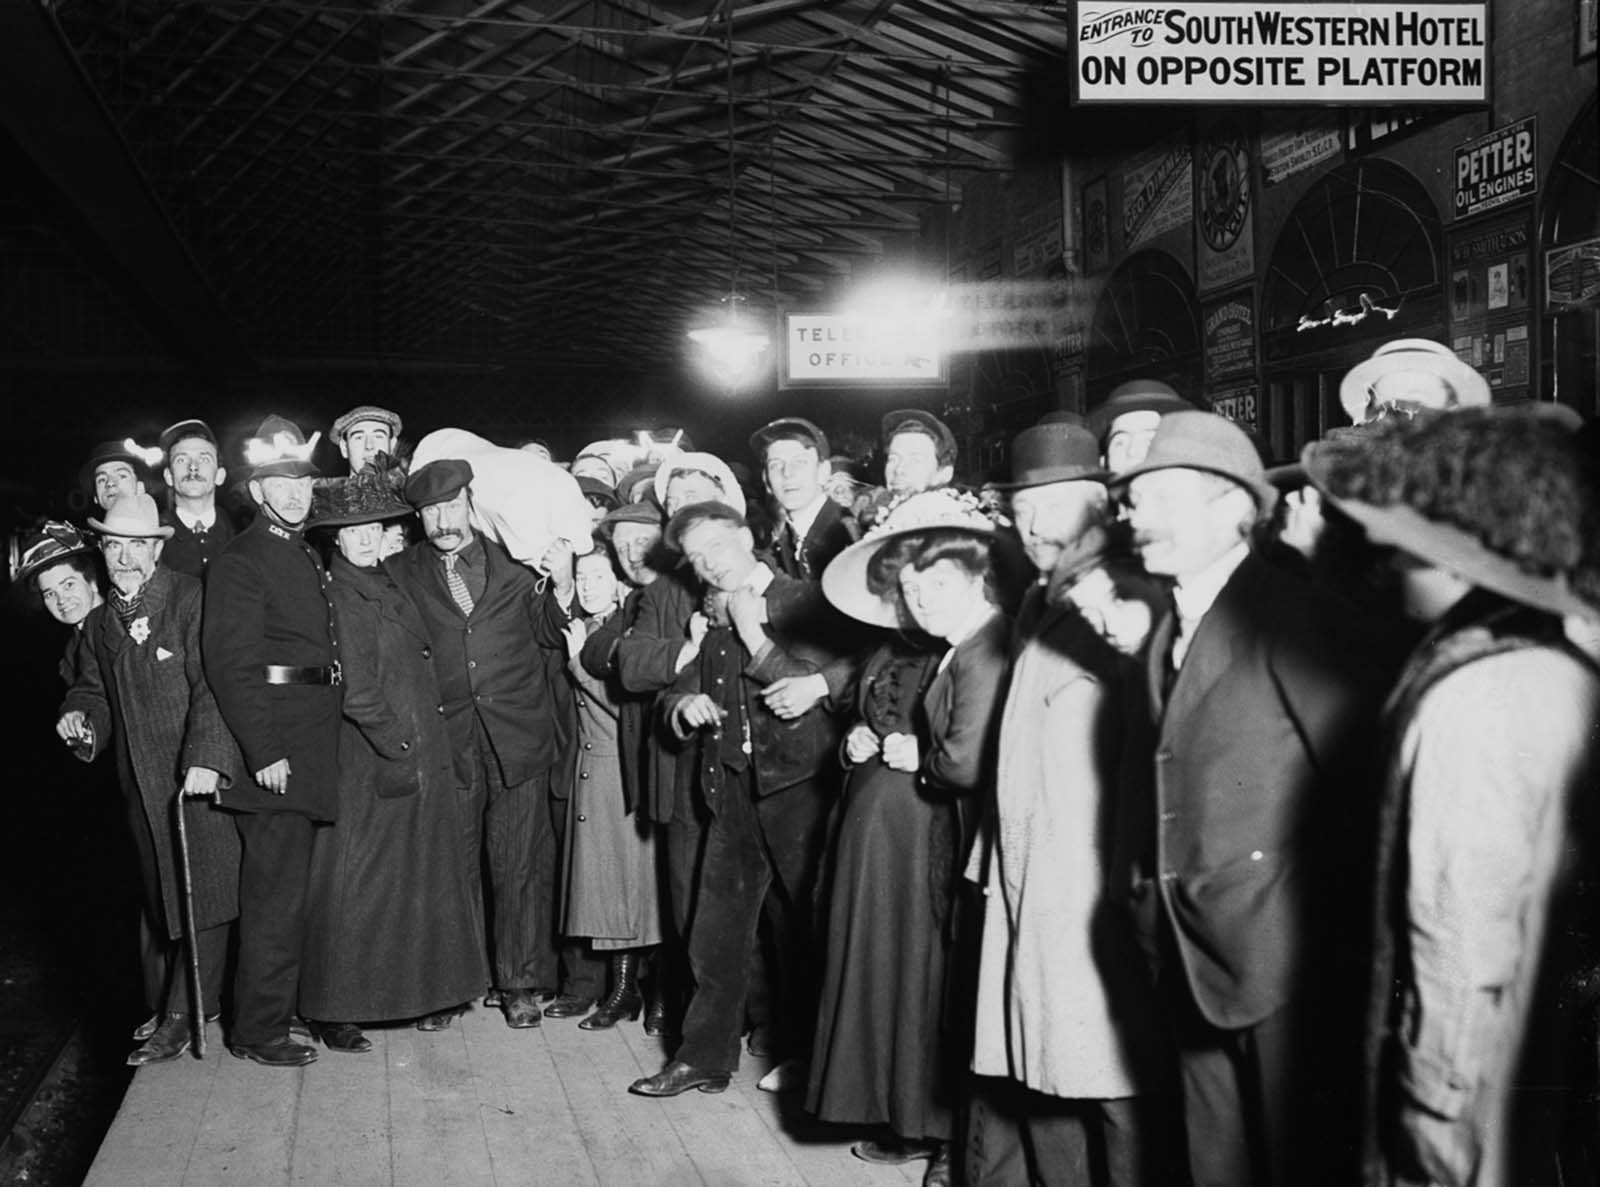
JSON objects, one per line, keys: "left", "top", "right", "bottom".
{"left": 203, "top": 514, "right": 342, "bottom": 820}
{"left": 393, "top": 535, "right": 571, "bottom": 788}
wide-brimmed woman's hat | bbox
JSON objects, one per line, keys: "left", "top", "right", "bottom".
{"left": 87, "top": 491, "right": 175, "bottom": 539}
{"left": 822, "top": 488, "right": 998, "bottom": 627}
{"left": 16, "top": 521, "right": 96, "bottom": 585}
{"left": 307, "top": 464, "right": 412, "bottom": 530}
{"left": 653, "top": 451, "right": 747, "bottom": 515}
{"left": 1338, "top": 339, "right": 1491, "bottom": 425}
{"left": 1303, "top": 405, "right": 1598, "bottom": 622}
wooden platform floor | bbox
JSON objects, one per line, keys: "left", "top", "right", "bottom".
{"left": 86, "top": 1007, "right": 926, "bottom": 1186}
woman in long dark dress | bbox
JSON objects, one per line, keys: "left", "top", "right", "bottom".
{"left": 298, "top": 469, "right": 489, "bottom": 1050}
{"left": 808, "top": 491, "right": 1012, "bottom": 1187}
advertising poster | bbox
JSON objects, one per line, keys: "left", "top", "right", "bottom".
{"left": 1453, "top": 117, "right": 1538, "bottom": 220}
{"left": 1546, "top": 237, "right": 1600, "bottom": 311}
{"left": 1259, "top": 111, "right": 1342, "bottom": 185}
{"left": 1447, "top": 207, "right": 1535, "bottom": 399}
{"left": 1203, "top": 289, "right": 1257, "bottom": 383}
{"left": 1123, "top": 141, "right": 1192, "bottom": 251}
{"left": 1209, "top": 381, "right": 1261, "bottom": 435}
{"left": 1073, "top": 2, "right": 1489, "bottom": 105}
{"left": 1196, "top": 119, "right": 1255, "bottom": 293}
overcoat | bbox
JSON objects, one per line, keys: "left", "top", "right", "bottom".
{"left": 579, "top": 581, "right": 658, "bottom": 815}
{"left": 392, "top": 535, "right": 570, "bottom": 786}
{"left": 63, "top": 566, "right": 242, "bottom": 939}
{"left": 299, "top": 554, "right": 488, "bottom": 1020}
{"left": 611, "top": 569, "right": 700, "bottom": 823}
{"left": 203, "top": 515, "right": 342, "bottom": 820}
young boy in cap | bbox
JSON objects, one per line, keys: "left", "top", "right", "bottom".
{"left": 881, "top": 408, "right": 957, "bottom": 497}
{"left": 82, "top": 440, "right": 153, "bottom": 513}
{"left": 203, "top": 415, "right": 339, "bottom": 1067}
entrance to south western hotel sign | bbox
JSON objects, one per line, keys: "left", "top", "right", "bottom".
{"left": 1072, "top": 3, "right": 1489, "bottom": 104}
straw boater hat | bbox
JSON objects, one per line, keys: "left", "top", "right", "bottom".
{"left": 1110, "top": 410, "right": 1279, "bottom": 516}
{"left": 88, "top": 491, "right": 175, "bottom": 539}
{"left": 243, "top": 414, "right": 321, "bottom": 480}
{"left": 307, "top": 465, "right": 413, "bottom": 530}
{"left": 1338, "top": 339, "right": 1491, "bottom": 425}
{"left": 1303, "top": 406, "right": 1597, "bottom": 621}
{"left": 821, "top": 488, "right": 997, "bottom": 627}
{"left": 16, "top": 522, "right": 96, "bottom": 585}
{"left": 653, "top": 451, "right": 748, "bottom": 516}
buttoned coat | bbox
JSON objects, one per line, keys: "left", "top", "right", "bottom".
{"left": 1131, "top": 551, "right": 1384, "bottom": 1030}
{"left": 203, "top": 515, "right": 342, "bottom": 820}
{"left": 159, "top": 504, "right": 241, "bottom": 581}
{"left": 609, "top": 569, "right": 700, "bottom": 823}
{"left": 64, "top": 566, "right": 242, "bottom": 939}
{"left": 392, "top": 535, "right": 571, "bottom": 787}
{"left": 772, "top": 497, "right": 858, "bottom": 582}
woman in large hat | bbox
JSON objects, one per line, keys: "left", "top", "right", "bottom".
{"left": 18, "top": 521, "right": 105, "bottom": 683}
{"left": 1305, "top": 406, "right": 1599, "bottom": 1187}
{"left": 297, "top": 465, "right": 489, "bottom": 1048}
{"left": 807, "top": 489, "right": 1013, "bottom": 1186}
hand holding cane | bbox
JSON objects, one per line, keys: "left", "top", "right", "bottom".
{"left": 175, "top": 768, "right": 221, "bottom": 1057}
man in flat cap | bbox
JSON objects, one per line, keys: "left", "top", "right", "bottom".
{"left": 749, "top": 418, "right": 855, "bottom": 582}
{"left": 881, "top": 408, "right": 957, "bottom": 498}
{"left": 331, "top": 404, "right": 402, "bottom": 475}
{"left": 157, "top": 419, "right": 240, "bottom": 581}
{"left": 1110, "top": 411, "right": 1390, "bottom": 1187}
{"left": 394, "top": 458, "right": 596, "bottom": 1029}
{"left": 203, "top": 414, "right": 339, "bottom": 1068}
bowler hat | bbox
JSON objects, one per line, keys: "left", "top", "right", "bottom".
{"left": 881, "top": 409, "right": 956, "bottom": 461}
{"left": 331, "top": 404, "right": 403, "bottom": 443}
{"left": 16, "top": 521, "right": 96, "bottom": 585}
{"left": 1111, "top": 411, "right": 1278, "bottom": 513}
{"left": 307, "top": 466, "right": 413, "bottom": 530}
{"left": 1087, "top": 379, "right": 1196, "bottom": 440}
{"left": 749, "top": 417, "right": 830, "bottom": 462}
{"left": 993, "top": 422, "right": 1105, "bottom": 490}
{"left": 404, "top": 458, "right": 474, "bottom": 509}
{"left": 88, "top": 491, "right": 174, "bottom": 539}
{"left": 158, "top": 418, "right": 218, "bottom": 456}
{"left": 244, "top": 415, "right": 321, "bottom": 480}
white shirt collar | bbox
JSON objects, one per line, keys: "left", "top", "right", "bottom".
{"left": 784, "top": 494, "right": 830, "bottom": 545}
{"left": 176, "top": 506, "right": 217, "bottom": 532}
{"left": 741, "top": 561, "right": 776, "bottom": 596}
{"left": 936, "top": 603, "right": 998, "bottom": 675}
{"left": 1172, "top": 541, "right": 1249, "bottom": 631}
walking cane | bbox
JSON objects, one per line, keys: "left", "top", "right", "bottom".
{"left": 172, "top": 789, "right": 207, "bottom": 1058}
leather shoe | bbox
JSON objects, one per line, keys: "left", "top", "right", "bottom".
{"left": 229, "top": 1037, "right": 318, "bottom": 1068}
{"left": 642, "top": 997, "right": 669, "bottom": 1038}
{"left": 851, "top": 1136, "right": 941, "bottom": 1164}
{"left": 312, "top": 1021, "right": 372, "bottom": 1053}
{"left": 628, "top": 1060, "right": 730, "bottom": 1097}
{"left": 542, "top": 993, "right": 597, "bottom": 1019}
{"left": 127, "top": 1014, "right": 191, "bottom": 1066}
{"left": 416, "top": 1006, "right": 463, "bottom": 1032}
{"left": 484, "top": 988, "right": 503, "bottom": 1008}
{"left": 745, "top": 1024, "right": 773, "bottom": 1058}
{"left": 502, "top": 989, "right": 543, "bottom": 1029}
{"left": 132, "top": 1012, "right": 161, "bottom": 1043}
{"left": 923, "top": 1143, "right": 953, "bottom": 1187}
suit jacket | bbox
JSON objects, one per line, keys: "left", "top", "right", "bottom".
{"left": 203, "top": 515, "right": 342, "bottom": 819}
{"left": 160, "top": 504, "right": 242, "bottom": 581}
{"left": 1134, "top": 551, "right": 1385, "bottom": 1030}
{"left": 662, "top": 570, "right": 844, "bottom": 806}
{"left": 771, "top": 497, "right": 857, "bottom": 582}
{"left": 64, "top": 566, "right": 243, "bottom": 938}
{"left": 393, "top": 535, "right": 571, "bottom": 787}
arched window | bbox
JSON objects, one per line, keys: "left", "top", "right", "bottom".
{"left": 1540, "top": 90, "right": 1599, "bottom": 416}
{"left": 1085, "top": 249, "right": 1200, "bottom": 405}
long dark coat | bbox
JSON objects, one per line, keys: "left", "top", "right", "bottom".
{"left": 62, "top": 566, "right": 243, "bottom": 939}
{"left": 579, "top": 581, "right": 658, "bottom": 816}
{"left": 203, "top": 515, "right": 342, "bottom": 820}
{"left": 610, "top": 569, "right": 700, "bottom": 823}
{"left": 299, "top": 555, "right": 488, "bottom": 1020}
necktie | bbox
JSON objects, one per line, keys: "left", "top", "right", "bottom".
{"left": 444, "top": 553, "right": 475, "bottom": 617}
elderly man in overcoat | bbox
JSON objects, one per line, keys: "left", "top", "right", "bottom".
{"left": 58, "top": 490, "right": 243, "bottom": 1066}
{"left": 204, "top": 415, "right": 342, "bottom": 1068}
{"left": 1113, "top": 411, "right": 1389, "bottom": 1187}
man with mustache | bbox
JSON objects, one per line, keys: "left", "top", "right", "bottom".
{"left": 203, "top": 414, "right": 341, "bottom": 1067}
{"left": 394, "top": 458, "right": 589, "bottom": 1029}
{"left": 157, "top": 419, "right": 241, "bottom": 581}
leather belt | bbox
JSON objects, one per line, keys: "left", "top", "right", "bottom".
{"left": 263, "top": 663, "right": 342, "bottom": 686}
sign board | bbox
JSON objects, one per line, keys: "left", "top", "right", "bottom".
{"left": 1123, "top": 141, "right": 1192, "bottom": 250}
{"left": 1447, "top": 208, "right": 1535, "bottom": 400}
{"left": 1203, "top": 289, "right": 1257, "bottom": 382}
{"left": 1196, "top": 119, "right": 1255, "bottom": 292}
{"left": 1546, "top": 238, "right": 1600, "bottom": 311}
{"left": 1452, "top": 117, "right": 1538, "bottom": 220}
{"left": 1259, "top": 112, "right": 1342, "bottom": 185}
{"left": 1209, "top": 381, "right": 1261, "bottom": 434}
{"left": 1073, "top": 2, "right": 1489, "bottom": 105}
{"left": 783, "top": 313, "right": 947, "bottom": 388}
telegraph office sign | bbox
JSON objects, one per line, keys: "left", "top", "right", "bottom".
{"left": 1073, "top": 3, "right": 1489, "bottom": 104}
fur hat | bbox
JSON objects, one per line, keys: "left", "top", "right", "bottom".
{"left": 308, "top": 464, "right": 412, "bottom": 529}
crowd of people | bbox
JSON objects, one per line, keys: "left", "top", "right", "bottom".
{"left": 16, "top": 335, "right": 1600, "bottom": 1187}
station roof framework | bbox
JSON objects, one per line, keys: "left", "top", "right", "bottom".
{"left": 27, "top": 0, "right": 1070, "bottom": 376}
